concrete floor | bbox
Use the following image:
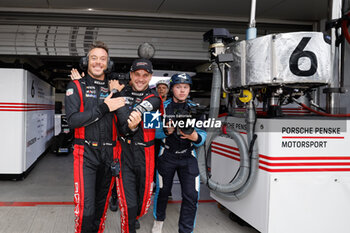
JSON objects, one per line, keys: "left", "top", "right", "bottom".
{"left": 0, "top": 152, "right": 259, "bottom": 233}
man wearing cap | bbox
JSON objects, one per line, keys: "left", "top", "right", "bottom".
{"left": 111, "top": 58, "right": 163, "bottom": 233}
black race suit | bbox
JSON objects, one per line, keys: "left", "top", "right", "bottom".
{"left": 114, "top": 85, "right": 162, "bottom": 233}
{"left": 65, "top": 75, "right": 117, "bottom": 233}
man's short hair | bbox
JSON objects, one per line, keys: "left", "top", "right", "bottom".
{"left": 88, "top": 41, "right": 109, "bottom": 54}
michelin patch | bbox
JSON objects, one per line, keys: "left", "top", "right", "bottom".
{"left": 66, "top": 88, "right": 74, "bottom": 96}
{"left": 132, "top": 92, "right": 144, "bottom": 97}
{"left": 94, "top": 80, "right": 105, "bottom": 85}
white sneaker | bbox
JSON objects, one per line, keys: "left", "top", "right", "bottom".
{"left": 151, "top": 220, "right": 164, "bottom": 233}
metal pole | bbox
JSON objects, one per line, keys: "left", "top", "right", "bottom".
{"left": 249, "top": 0, "right": 256, "bottom": 28}
{"left": 327, "top": 0, "right": 342, "bottom": 114}
{"left": 246, "top": 0, "right": 257, "bottom": 40}
{"left": 340, "top": 0, "right": 349, "bottom": 88}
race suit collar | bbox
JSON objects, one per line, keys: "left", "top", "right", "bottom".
{"left": 86, "top": 74, "right": 106, "bottom": 86}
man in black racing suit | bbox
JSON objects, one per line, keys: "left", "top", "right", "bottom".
{"left": 65, "top": 41, "right": 125, "bottom": 233}
{"left": 111, "top": 58, "right": 163, "bottom": 233}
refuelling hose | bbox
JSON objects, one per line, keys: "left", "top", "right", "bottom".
{"left": 293, "top": 98, "right": 350, "bottom": 117}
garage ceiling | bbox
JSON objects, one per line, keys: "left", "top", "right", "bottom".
{"left": 0, "top": 0, "right": 328, "bottom": 22}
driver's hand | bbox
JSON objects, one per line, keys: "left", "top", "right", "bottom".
{"left": 70, "top": 68, "right": 84, "bottom": 80}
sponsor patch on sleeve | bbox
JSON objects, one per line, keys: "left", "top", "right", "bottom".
{"left": 140, "top": 100, "right": 153, "bottom": 111}
{"left": 66, "top": 88, "right": 74, "bottom": 96}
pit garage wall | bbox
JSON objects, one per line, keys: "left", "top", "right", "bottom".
{"left": 0, "top": 68, "right": 54, "bottom": 174}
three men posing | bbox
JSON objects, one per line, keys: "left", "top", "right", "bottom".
{"left": 66, "top": 41, "right": 206, "bottom": 233}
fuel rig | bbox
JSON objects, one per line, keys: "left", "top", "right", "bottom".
{"left": 198, "top": 1, "right": 350, "bottom": 233}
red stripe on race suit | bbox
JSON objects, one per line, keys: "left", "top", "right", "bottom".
{"left": 73, "top": 144, "right": 85, "bottom": 233}
{"left": 73, "top": 80, "right": 85, "bottom": 140}
{"left": 142, "top": 94, "right": 164, "bottom": 116}
{"left": 138, "top": 145, "right": 154, "bottom": 218}
{"left": 114, "top": 94, "right": 163, "bottom": 231}
{"left": 72, "top": 80, "right": 86, "bottom": 233}
{"left": 137, "top": 124, "right": 155, "bottom": 218}
{"left": 218, "top": 113, "right": 228, "bottom": 118}
{"left": 136, "top": 93, "right": 162, "bottom": 217}
{"left": 113, "top": 116, "right": 129, "bottom": 233}
{"left": 97, "top": 177, "right": 115, "bottom": 233}
{"left": 116, "top": 160, "right": 129, "bottom": 233}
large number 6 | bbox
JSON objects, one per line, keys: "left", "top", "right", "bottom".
{"left": 289, "top": 37, "right": 318, "bottom": 76}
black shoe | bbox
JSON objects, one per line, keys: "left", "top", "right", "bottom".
{"left": 135, "top": 219, "right": 140, "bottom": 230}
{"left": 109, "top": 197, "right": 118, "bottom": 212}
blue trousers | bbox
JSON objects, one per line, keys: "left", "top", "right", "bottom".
{"left": 153, "top": 150, "right": 200, "bottom": 233}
